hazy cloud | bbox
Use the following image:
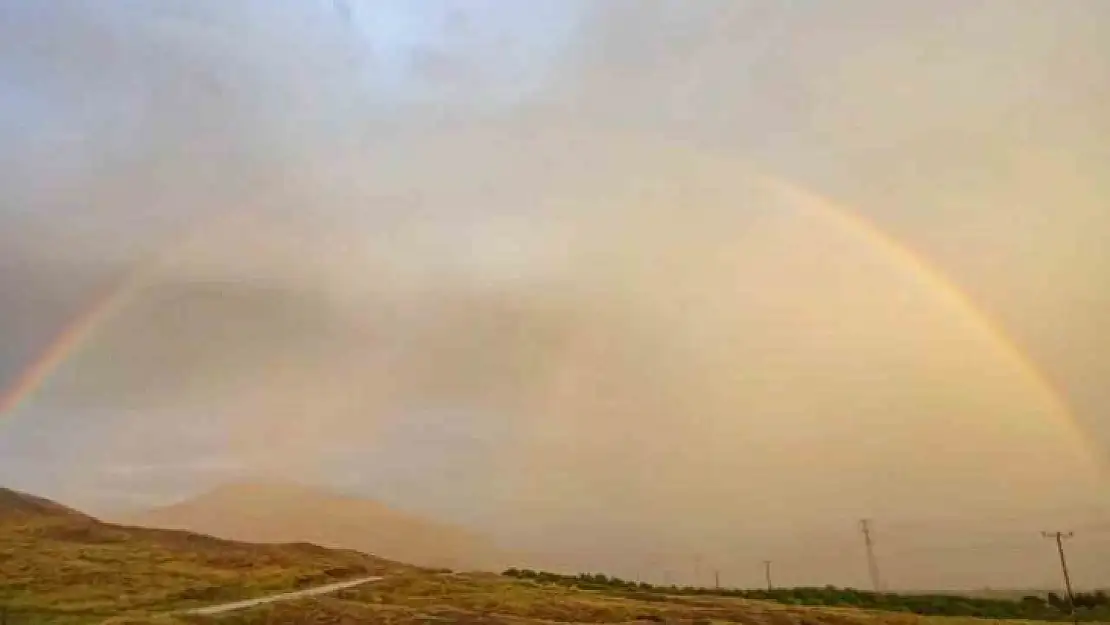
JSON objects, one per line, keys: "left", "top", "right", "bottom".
{"left": 2, "top": 0, "right": 1110, "bottom": 589}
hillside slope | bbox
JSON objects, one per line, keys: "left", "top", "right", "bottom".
{"left": 0, "top": 486, "right": 86, "bottom": 520}
{"left": 0, "top": 486, "right": 401, "bottom": 622}
{"left": 116, "top": 481, "right": 508, "bottom": 571}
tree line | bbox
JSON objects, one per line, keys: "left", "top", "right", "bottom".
{"left": 502, "top": 568, "right": 1110, "bottom": 622}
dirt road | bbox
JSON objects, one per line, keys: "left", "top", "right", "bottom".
{"left": 183, "top": 576, "right": 383, "bottom": 616}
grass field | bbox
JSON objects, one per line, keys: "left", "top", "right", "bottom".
{"left": 117, "top": 570, "right": 1081, "bottom": 625}
{"left": 0, "top": 488, "right": 406, "bottom": 624}
{"left": 497, "top": 570, "right": 1097, "bottom": 622}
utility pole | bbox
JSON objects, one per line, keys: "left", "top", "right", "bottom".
{"left": 1042, "top": 531, "right": 1078, "bottom": 624}
{"left": 860, "top": 519, "right": 882, "bottom": 592}
{"left": 763, "top": 560, "right": 774, "bottom": 591}
{"left": 714, "top": 569, "right": 721, "bottom": 589}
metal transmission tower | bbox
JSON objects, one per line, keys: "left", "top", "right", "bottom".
{"left": 763, "top": 560, "right": 774, "bottom": 591}
{"left": 860, "top": 519, "right": 882, "bottom": 592}
{"left": 1042, "top": 531, "right": 1078, "bottom": 624}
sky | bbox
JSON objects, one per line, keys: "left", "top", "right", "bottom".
{"left": 2, "top": 0, "right": 1110, "bottom": 590}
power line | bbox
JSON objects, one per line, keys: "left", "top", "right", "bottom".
{"left": 1042, "top": 530, "right": 1078, "bottom": 625}
{"left": 860, "top": 519, "right": 882, "bottom": 592}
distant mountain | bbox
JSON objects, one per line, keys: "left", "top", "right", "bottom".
{"left": 116, "top": 480, "right": 510, "bottom": 571}
{"left": 0, "top": 485, "right": 398, "bottom": 619}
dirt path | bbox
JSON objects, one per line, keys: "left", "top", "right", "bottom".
{"left": 183, "top": 576, "right": 383, "bottom": 616}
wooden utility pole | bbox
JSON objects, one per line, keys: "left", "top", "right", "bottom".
{"left": 1042, "top": 531, "right": 1078, "bottom": 624}
{"left": 763, "top": 560, "right": 774, "bottom": 591}
{"left": 860, "top": 519, "right": 882, "bottom": 592}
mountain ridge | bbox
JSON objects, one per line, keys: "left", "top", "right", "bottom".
{"left": 113, "top": 479, "right": 510, "bottom": 571}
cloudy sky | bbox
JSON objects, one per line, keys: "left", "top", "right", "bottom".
{"left": 2, "top": 0, "right": 1110, "bottom": 589}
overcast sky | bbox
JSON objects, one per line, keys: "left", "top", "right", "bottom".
{"left": 2, "top": 0, "right": 1110, "bottom": 589}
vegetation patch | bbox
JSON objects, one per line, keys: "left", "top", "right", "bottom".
{"left": 0, "top": 506, "right": 403, "bottom": 623}
{"left": 502, "top": 568, "right": 1109, "bottom": 622}
{"left": 154, "top": 571, "right": 1076, "bottom": 625}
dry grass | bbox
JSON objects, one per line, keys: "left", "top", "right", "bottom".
{"left": 0, "top": 514, "right": 405, "bottom": 623}
{"left": 155, "top": 571, "right": 1067, "bottom": 625}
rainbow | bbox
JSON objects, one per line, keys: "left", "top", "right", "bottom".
{"left": 0, "top": 139, "right": 1096, "bottom": 473}
{"left": 0, "top": 209, "right": 253, "bottom": 421}
{"left": 0, "top": 280, "right": 134, "bottom": 416}
{"left": 762, "top": 178, "right": 1086, "bottom": 441}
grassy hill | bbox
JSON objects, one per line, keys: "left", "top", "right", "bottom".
{"left": 0, "top": 487, "right": 405, "bottom": 623}
{"left": 114, "top": 481, "right": 508, "bottom": 571}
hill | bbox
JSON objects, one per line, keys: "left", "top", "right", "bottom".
{"left": 115, "top": 481, "right": 508, "bottom": 572}
{"left": 0, "top": 486, "right": 403, "bottom": 623}
{"left": 0, "top": 486, "right": 86, "bottom": 520}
